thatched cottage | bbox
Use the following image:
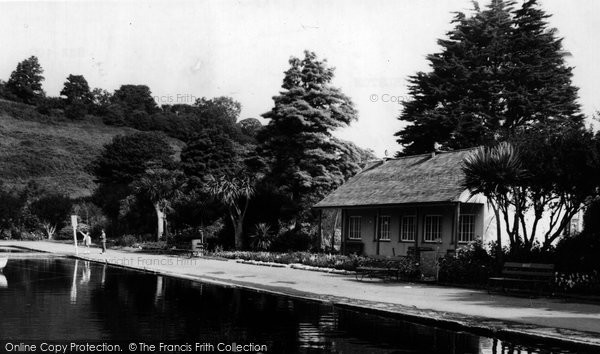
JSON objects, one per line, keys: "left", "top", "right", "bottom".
{"left": 314, "top": 148, "right": 495, "bottom": 257}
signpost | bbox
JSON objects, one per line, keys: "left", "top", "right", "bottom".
{"left": 71, "top": 215, "right": 78, "bottom": 254}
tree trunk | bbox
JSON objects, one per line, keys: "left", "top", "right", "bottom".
{"left": 234, "top": 219, "right": 244, "bottom": 249}
{"left": 43, "top": 223, "right": 56, "bottom": 239}
{"left": 331, "top": 209, "right": 340, "bottom": 252}
{"left": 154, "top": 203, "right": 164, "bottom": 241}
{"left": 492, "top": 204, "right": 503, "bottom": 265}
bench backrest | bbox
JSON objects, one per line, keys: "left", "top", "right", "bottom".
{"left": 502, "top": 262, "right": 555, "bottom": 278}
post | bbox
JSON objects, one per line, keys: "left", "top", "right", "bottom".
{"left": 340, "top": 209, "right": 346, "bottom": 254}
{"left": 71, "top": 215, "right": 78, "bottom": 254}
{"left": 453, "top": 202, "right": 461, "bottom": 251}
{"left": 375, "top": 208, "right": 381, "bottom": 256}
{"left": 318, "top": 209, "right": 323, "bottom": 251}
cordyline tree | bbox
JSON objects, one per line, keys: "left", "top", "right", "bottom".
{"left": 206, "top": 174, "right": 254, "bottom": 249}
{"left": 396, "top": 0, "right": 583, "bottom": 155}
{"left": 258, "top": 50, "right": 358, "bottom": 224}
{"left": 128, "top": 168, "right": 184, "bottom": 241}
{"left": 462, "top": 126, "right": 600, "bottom": 252}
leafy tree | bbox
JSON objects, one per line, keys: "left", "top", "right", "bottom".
{"left": 6, "top": 56, "right": 45, "bottom": 104}
{"left": 111, "top": 85, "right": 158, "bottom": 115}
{"left": 258, "top": 50, "right": 358, "bottom": 222}
{"left": 194, "top": 96, "right": 241, "bottom": 126}
{"left": 90, "top": 88, "right": 112, "bottom": 115}
{"left": 60, "top": 74, "right": 92, "bottom": 105}
{"left": 181, "top": 129, "right": 242, "bottom": 183}
{"left": 238, "top": 118, "right": 263, "bottom": 138}
{"left": 90, "top": 132, "right": 175, "bottom": 227}
{"left": 91, "top": 131, "right": 174, "bottom": 185}
{"left": 396, "top": 0, "right": 583, "bottom": 155}
{"left": 30, "top": 193, "right": 73, "bottom": 239}
{"left": 206, "top": 174, "right": 254, "bottom": 249}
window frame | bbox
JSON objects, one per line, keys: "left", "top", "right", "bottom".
{"left": 399, "top": 215, "right": 416, "bottom": 242}
{"left": 423, "top": 215, "right": 442, "bottom": 243}
{"left": 458, "top": 214, "right": 475, "bottom": 243}
{"left": 378, "top": 215, "right": 391, "bottom": 241}
{"left": 348, "top": 216, "right": 362, "bottom": 240}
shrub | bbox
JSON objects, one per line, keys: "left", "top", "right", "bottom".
{"left": 64, "top": 102, "right": 88, "bottom": 120}
{"left": 555, "top": 231, "right": 600, "bottom": 273}
{"left": 250, "top": 223, "right": 274, "bottom": 251}
{"left": 271, "top": 227, "right": 315, "bottom": 252}
{"left": 555, "top": 271, "right": 600, "bottom": 295}
{"left": 115, "top": 234, "right": 139, "bottom": 247}
{"left": 438, "top": 239, "right": 495, "bottom": 285}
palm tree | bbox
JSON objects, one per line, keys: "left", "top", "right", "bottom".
{"left": 206, "top": 174, "right": 254, "bottom": 249}
{"left": 462, "top": 142, "right": 526, "bottom": 257}
{"left": 134, "top": 168, "right": 184, "bottom": 241}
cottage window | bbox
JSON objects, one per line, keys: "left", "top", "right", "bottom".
{"left": 378, "top": 216, "right": 391, "bottom": 240}
{"left": 458, "top": 214, "right": 475, "bottom": 243}
{"left": 348, "top": 216, "right": 362, "bottom": 240}
{"left": 400, "top": 216, "right": 416, "bottom": 241}
{"left": 424, "top": 215, "right": 441, "bottom": 242}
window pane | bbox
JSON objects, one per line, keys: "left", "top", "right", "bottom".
{"left": 424, "top": 216, "right": 441, "bottom": 242}
{"left": 349, "top": 216, "right": 361, "bottom": 240}
{"left": 379, "top": 216, "right": 390, "bottom": 240}
{"left": 458, "top": 215, "right": 474, "bottom": 243}
{"left": 400, "top": 216, "right": 415, "bottom": 241}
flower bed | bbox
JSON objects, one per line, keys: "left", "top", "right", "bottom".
{"left": 212, "top": 251, "right": 421, "bottom": 279}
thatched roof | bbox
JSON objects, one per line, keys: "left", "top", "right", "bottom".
{"left": 314, "top": 148, "right": 477, "bottom": 208}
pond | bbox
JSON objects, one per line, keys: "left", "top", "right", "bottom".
{"left": 0, "top": 257, "right": 593, "bottom": 353}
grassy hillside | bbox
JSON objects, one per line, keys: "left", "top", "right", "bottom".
{"left": 0, "top": 99, "right": 183, "bottom": 198}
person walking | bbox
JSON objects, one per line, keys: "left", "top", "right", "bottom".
{"left": 100, "top": 229, "right": 107, "bottom": 254}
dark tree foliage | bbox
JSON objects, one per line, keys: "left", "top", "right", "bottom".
{"left": 396, "top": 0, "right": 583, "bottom": 155}
{"left": 90, "top": 131, "right": 175, "bottom": 230}
{"left": 237, "top": 118, "right": 263, "bottom": 139}
{"left": 91, "top": 131, "right": 175, "bottom": 185}
{"left": 6, "top": 56, "right": 45, "bottom": 104}
{"left": 181, "top": 129, "right": 242, "bottom": 182}
{"left": 194, "top": 96, "right": 241, "bottom": 126}
{"left": 0, "top": 183, "right": 26, "bottom": 236}
{"left": 258, "top": 50, "right": 358, "bottom": 221}
{"left": 30, "top": 193, "right": 73, "bottom": 237}
{"left": 60, "top": 74, "right": 92, "bottom": 105}
{"left": 111, "top": 85, "right": 158, "bottom": 116}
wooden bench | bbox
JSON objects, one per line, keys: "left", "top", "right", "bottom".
{"left": 355, "top": 257, "right": 409, "bottom": 281}
{"left": 488, "top": 262, "right": 555, "bottom": 295}
{"left": 163, "top": 239, "right": 205, "bottom": 257}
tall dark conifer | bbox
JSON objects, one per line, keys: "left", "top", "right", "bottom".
{"left": 258, "top": 51, "right": 358, "bottom": 221}
{"left": 395, "top": 0, "right": 583, "bottom": 155}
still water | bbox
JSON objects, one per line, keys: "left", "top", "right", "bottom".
{"left": 0, "top": 257, "right": 592, "bottom": 353}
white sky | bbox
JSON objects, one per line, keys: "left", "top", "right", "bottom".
{"left": 1, "top": 0, "right": 598, "bottom": 156}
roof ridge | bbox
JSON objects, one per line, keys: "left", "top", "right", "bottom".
{"left": 386, "top": 146, "right": 480, "bottom": 161}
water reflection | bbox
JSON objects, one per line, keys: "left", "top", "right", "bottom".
{"left": 0, "top": 257, "right": 7, "bottom": 288}
{"left": 0, "top": 258, "right": 592, "bottom": 353}
{"left": 70, "top": 259, "right": 78, "bottom": 304}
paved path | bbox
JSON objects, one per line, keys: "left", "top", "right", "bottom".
{"left": 3, "top": 240, "right": 600, "bottom": 347}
